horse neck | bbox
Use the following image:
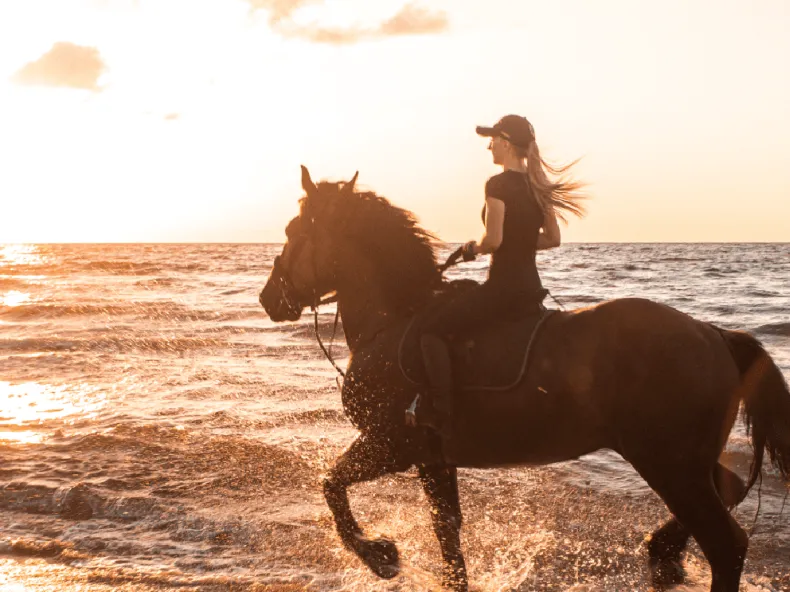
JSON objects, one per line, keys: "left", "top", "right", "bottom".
{"left": 334, "top": 253, "right": 397, "bottom": 354}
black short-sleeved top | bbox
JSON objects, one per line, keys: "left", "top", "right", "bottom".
{"left": 482, "top": 171, "right": 544, "bottom": 293}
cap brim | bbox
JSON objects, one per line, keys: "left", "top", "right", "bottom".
{"left": 475, "top": 126, "right": 498, "bottom": 137}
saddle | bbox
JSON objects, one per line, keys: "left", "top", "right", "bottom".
{"left": 398, "top": 280, "right": 554, "bottom": 392}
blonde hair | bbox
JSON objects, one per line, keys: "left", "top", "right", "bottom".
{"left": 516, "top": 141, "right": 588, "bottom": 223}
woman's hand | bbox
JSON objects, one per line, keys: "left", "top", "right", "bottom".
{"left": 462, "top": 240, "right": 477, "bottom": 261}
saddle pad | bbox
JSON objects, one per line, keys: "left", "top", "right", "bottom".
{"left": 398, "top": 306, "right": 554, "bottom": 391}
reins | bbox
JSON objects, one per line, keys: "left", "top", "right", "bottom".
{"left": 437, "top": 246, "right": 465, "bottom": 275}
{"left": 311, "top": 298, "right": 345, "bottom": 383}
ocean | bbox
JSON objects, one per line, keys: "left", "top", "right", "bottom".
{"left": 1, "top": 242, "right": 788, "bottom": 591}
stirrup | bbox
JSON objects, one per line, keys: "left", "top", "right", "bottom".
{"left": 404, "top": 393, "right": 444, "bottom": 432}
{"left": 404, "top": 394, "right": 420, "bottom": 427}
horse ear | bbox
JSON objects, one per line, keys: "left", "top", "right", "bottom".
{"left": 301, "top": 165, "right": 317, "bottom": 196}
{"left": 342, "top": 171, "right": 359, "bottom": 195}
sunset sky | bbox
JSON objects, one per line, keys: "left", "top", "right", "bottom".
{"left": 0, "top": 0, "right": 788, "bottom": 243}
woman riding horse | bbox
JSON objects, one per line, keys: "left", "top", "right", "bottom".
{"left": 420, "top": 114, "right": 587, "bottom": 463}
{"left": 259, "top": 163, "right": 790, "bottom": 592}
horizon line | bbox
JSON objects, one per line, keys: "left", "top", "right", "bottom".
{"left": 2, "top": 241, "right": 789, "bottom": 246}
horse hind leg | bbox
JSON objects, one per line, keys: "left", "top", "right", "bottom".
{"left": 648, "top": 518, "right": 689, "bottom": 590}
{"left": 641, "top": 464, "right": 747, "bottom": 592}
{"left": 647, "top": 463, "right": 746, "bottom": 590}
{"left": 713, "top": 463, "right": 747, "bottom": 511}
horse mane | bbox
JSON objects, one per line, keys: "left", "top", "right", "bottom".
{"left": 300, "top": 181, "right": 439, "bottom": 314}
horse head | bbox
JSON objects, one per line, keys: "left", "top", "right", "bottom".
{"left": 259, "top": 166, "right": 357, "bottom": 321}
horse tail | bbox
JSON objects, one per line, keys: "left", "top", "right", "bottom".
{"left": 721, "top": 329, "right": 790, "bottom": 499}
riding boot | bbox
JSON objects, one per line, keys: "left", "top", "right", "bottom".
{"left": 419, "top": 333, "right": 458, "bottom": 465}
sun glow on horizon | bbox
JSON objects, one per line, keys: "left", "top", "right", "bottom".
{"left": 1, "top": 0, "right": 788, "bottom": 243}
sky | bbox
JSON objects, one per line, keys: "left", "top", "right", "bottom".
{"left": 0, "top": 0, "right": 788, "bottom": 243}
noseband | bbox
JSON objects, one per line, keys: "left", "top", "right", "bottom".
{"left": 270, "top": 255, "right": 304, "bottom": 319}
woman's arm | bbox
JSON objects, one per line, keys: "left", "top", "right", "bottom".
{"left": 536, "top": 198, "right": 561, "bottom": 250}
{"left": 473, "top": 197, "right": 505, "bottom": 255}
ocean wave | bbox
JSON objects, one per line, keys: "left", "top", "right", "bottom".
{"left": 709, "top": 304, "right": 739, "bottom": 315}
{"left": 753, "top": 322, "right": 790, "bottom": 338}
{"left": 0, "top": 335, "right": 227, "bottom": 353}
{"left": 0, "top": 277, "right": 30, "bottom": 290}
{"left": 11, "top": 426, "right": 317, "bottom": 499}
{"left": 2, "top": 260, "right": 216, "bottom": 277}
{"left": 1, "top": 480, "right": 179, "bottom": 529}
{"left": 746, "top": 289, "right": 782, "bottom": 298}
{"left": 272, "top": 321, "right": 346, "bottom": 341}
{"left": 201, "top": 324, "right": 271, "bottom": 334}
{"left": 220, "top": 287, "right": 249, "bottom": 295}
{"left": 559, "top": 294, "right": 602, "bottom": 304}
{"left": 0, "top": 303, "right": 133, "bottom": 320}
{"left": 0, "top": 538, "right": 70, "bottom": 558}
{"left": 653, "top": 256, "right": 705, "bottom": 263}
{"left": 0, "top": 301, "right": 263, "bottom": 323}
{"left": 703, "top": 266, "right": 739, "bottom": 276}
{"left": 81, "top": 261, "right": 165, "bottom": 274}
{"left": 134, "top": 277, "right": 180, "bottom": 287}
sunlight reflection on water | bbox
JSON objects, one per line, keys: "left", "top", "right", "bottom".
{"left": 1, "top": 290, "right": 30, "bottom": 307}
{"left": 0, "top": 430, "right": 44, "bottom": 444}
{"left": 0, "top": 244, "right": 42, "bottom": 267}
{"left": 0, "top": 381, "right": 107, "bottom": 443}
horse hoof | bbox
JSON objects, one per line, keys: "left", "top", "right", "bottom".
{"left": 360, "top": 537, "right": 400, "bottom": 579}
{"left": 441, "top": 569, "right": 469, "bottom": 592}
{"left": 649, "top": 558, "right": 686, "bottom": 590}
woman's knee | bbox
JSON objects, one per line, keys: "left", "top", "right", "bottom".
{"left": 420, "top": 332, "right": 447, "bottom": 355}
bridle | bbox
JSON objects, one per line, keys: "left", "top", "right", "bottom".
{"left": 272, "top": 231, "right": 345, "bottom": 382}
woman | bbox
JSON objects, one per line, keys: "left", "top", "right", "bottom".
{"left": 419, "top": 114, "right": 587, "bottom": 463}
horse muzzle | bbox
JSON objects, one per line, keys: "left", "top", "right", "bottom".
{"left": 259, "top": 288, "right": 303, "bottom": 322}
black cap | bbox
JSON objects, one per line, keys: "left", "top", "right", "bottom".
{"left": 476, "top": 114, "right": 535, "bottom": 149}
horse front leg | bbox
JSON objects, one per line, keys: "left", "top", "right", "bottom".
{"left": 323, "top": 433, "right": 411, "bottom": 579}
{"left": 418, "top": 464, "right": 468, "bottom": 592}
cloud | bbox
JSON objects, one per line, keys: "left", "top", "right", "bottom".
{"left": 11, "top": 42, "right": 107, "bottom": 91}
{"left": 245, "top": 0, "right": 318, "bottom": 24}
{"left": 246, "top": 1, "right": 448, "bottom": 44}
{"left": 378, "top": 4, "right": 448, "bottom": 36}
{"left": 288, "top": 27, "right": 363, "bottom": 45}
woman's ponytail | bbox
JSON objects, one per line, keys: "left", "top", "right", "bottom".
{"left": 522, "top": 140, "right": 587, "bottom": 222}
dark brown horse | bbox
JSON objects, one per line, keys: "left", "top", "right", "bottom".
{"left": 258, "top": 167, "right": 790, "bottom": 592}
